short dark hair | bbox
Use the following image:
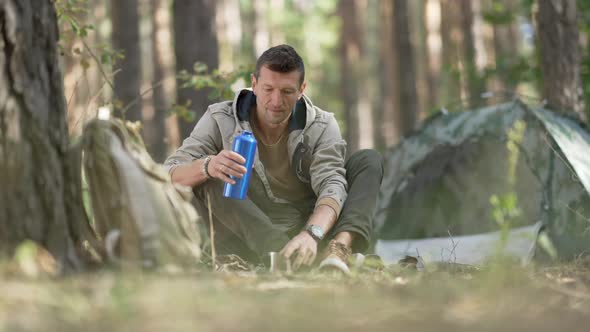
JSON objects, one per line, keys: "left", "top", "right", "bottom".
{"left": 254, "top": 44, "right": 305, "bottom": 85}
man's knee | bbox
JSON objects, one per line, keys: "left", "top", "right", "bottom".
{"left": 346, "top": 149, "right": 384, "bottom": 178}
{"left": 192, "top": 179, "right": 224, "bottom": 202}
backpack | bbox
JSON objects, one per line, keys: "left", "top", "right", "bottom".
{"left": 78, "top": 117, "right": 201, "bottom": 268}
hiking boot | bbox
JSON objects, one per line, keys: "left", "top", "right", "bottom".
{"left": 319, "top": 240, "right": 352, "bottom": 275}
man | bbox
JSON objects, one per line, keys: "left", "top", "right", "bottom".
{"left": 165, "top": 45, "right": 382, "bottom": 273}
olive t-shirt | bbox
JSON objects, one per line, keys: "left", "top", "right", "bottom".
{"left": 250, "top": 116, "right": 341, "bottom": 216}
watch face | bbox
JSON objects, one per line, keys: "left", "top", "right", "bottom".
{"left": 310, "top": 225, "right": 324, "bottom": 239}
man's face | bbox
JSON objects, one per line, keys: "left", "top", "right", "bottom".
{"left": 251, "top": 65, "right": 306, "bottom": 127}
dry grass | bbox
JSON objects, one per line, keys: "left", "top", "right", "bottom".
{"left": 1, "top": 259, "right": 590, "bottom": 332}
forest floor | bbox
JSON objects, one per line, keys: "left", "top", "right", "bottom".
{"left": 1, "top": 257, "right": 590, "bottom": 332}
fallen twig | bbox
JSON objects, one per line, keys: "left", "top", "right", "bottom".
{"left": 207, "top": 192, "right": 216, "bottom": 271}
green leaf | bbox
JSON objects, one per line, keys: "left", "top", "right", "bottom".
{"left": 209, "top": 89, "right": 221, "bottom": 99}
{"left": 100, "top": 52, "right": 110, "bottom": 64}
{"left": 193, "top": 62, "right": 208, "bottom": 73}
{"left": 537, "top": 232, "right": 558, "bottom": 259}
{"left": 80, "top": 57, "right": 90, "bottom": 70}
{"left": 482, "top": 1, "right": 515, "bottom": 26}
{"left": 79, "top": 27, "right": 88, "bottom": 38}
{"left": 70, "top": 20, "right": 80, "bottom": 34}
{"left": 13, "top": 240, "right": 57, "bottom": 278}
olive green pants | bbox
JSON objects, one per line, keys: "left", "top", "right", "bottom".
{"left": 194, "top": 149, "right": 383, "bottom": 263}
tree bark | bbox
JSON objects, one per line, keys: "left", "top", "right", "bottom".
{"left": 378, "top": 0, "right": 400, "bottom": 147}
{"left": 536, "top": 0, "right": 586, "bottom": 121}
{"left": 481, "top": 0, "right": 499, "bottom": 104}
{"left": 61, "top": 2, "right": 106, "bottom": 136}
{"left": 393, "top": 0, "right": 418, "bottom": 135}
{"left": 491, "top": 0, "right": 519, "bottom": 93}
{"left": 410, "top": 0, "right": 431, "bottom": 120}
{"left": 269, "top": 0, "right": 285, "bottom": 46}
{"left": 253, "top": 0, "right": 269, "bottom": 57}
{"left": 440, "top": 0, "right": 462, "bottom": 107}
{"left": 424, "top": 0, "right": 442, "bottom": 115}
{"left": 144, "top": 0, "right": 172, "bottom": 162}
{"left": 173, "top": 0, "right": 219, "bottom": 140}
{"left": 239, "top": 0, "right": 257, "bottom": 60}
{"left": 0, "top": 0, "right": 82, "bottom": 267}
{"left": 339, "top": 0, "right": 362, "bottom": 153}
{"left": 111, "top": 0, "right": 142, "bottom": 122}
{"left": 459, "top": 0, "right": 483, "bottom": 109}
{"left": 356, "top": 0, "right": 373, "bottom": 150}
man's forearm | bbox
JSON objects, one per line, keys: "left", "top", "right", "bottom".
{"left": 170, "top": 159, "right": 209, "bottom": 187}
{"left": 304, "top": 204, "right": 338, "bottom": 234}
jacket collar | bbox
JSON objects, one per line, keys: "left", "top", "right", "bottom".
{"left": 232, "top": 89, "right": 313, "bottom": 132}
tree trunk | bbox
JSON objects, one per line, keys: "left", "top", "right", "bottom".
{"left": 490, "top": 0, "right": 519, "bottom": 93}
{"left": 459, "top": 0, "right": 483, "bottom": 109}
{"left": 393, "top": 0, "right": 418, "bottom": 135}
{"left": 370, "top": 0, "right": 385, "bottom": 150}
{"left": 378, "top": 0, "right": 400, "bottom": 147}
{"left": 481, "top": 0, "right": 499, "bottom": 104}
{"left": 356, "top": 0, "right": 373, "bottom": 150}
{"left": 111, "top": 0, "right": 142, "bottom": 122}
{"left": 173, "top": 0, "right": 219, "bottom": 140}
{"left": 143, "top": 0, "right": 172, "bottom": 162}
{"left": 536, "top": 0, "right": 586, "bottom": 121}
{"left": 269, "top": 0, "right": 285, "bottom": 46}
{"left": 62, "top": 1, "right": 107, "bottom": 136}
{"left": 339, "top": 0, "right": 362, "bottom": 153}
{"left": 425, "top": 0, "right": 442, "bottom": 114}
{"left": 0, "top": 0, "right": 82, "bottom": 267}
{"left": 410, "top": 0, "right": 431, "bottom": 120}
{"left": 239, "top": 0, "right": 257, "bottom": 60}
{"left": 440, "top": 0, "right": 462, "bottom": 107}
{"left": 583, "top": 7, "right": 590, "bottom": 120}
{"left": 216, "top": 0, "right": 239, "bottom": 72}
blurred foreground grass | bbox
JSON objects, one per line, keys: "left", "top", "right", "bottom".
{"left": 1, "top": 260, "right": 590, "bottom": 332}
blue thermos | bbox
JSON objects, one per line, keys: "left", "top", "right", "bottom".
{"left": 223, "top": 131, "right": 257, "bottom": 199}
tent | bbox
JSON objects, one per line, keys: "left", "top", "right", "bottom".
{"left": 374, "top": 100, "right": 590, "bottom": 265}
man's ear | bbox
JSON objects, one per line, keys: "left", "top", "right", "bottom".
{"left": 298, "top": 81, "right": 307, "bottom": 99}
{"left": 251, "top": 73, "right": 257, "bottom": 93}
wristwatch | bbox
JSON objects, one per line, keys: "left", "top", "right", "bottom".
{"left": 305, "top": 224, "right": 324, "bottom": 242}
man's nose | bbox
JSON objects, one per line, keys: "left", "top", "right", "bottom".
{"left": 270, "top": 90, "right": 282, "bottom": 107}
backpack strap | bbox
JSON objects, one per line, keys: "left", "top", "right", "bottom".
{"left": 67, "top": 138, "right": 107, "bottom": 262}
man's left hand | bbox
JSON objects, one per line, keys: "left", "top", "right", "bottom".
{"left": 279, "top": 231, "right": 318, "bottom": 271}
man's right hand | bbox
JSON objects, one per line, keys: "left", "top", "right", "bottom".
{"left": 207, "top": 150, "right": 247, "bottom": 184}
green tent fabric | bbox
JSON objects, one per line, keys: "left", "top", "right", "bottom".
{"left": 375, "top": 100, "right": 590, "bottom": 262}
{"left": 531, "top": 108, "right": 590, "bottom": 194}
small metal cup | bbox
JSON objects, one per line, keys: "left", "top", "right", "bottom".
{"left": 268, "top": 252, "right": 292, "bottom": 273}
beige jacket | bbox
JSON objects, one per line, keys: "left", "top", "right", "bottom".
{"left": 164, "top": 89, "right": 348, "bottom": 212}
